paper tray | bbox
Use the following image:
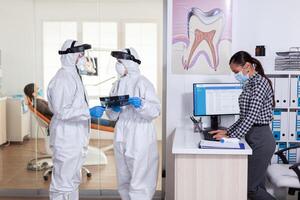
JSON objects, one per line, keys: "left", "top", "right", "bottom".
{"left": 198, "top": 140, "right": 245, "bottom": 149}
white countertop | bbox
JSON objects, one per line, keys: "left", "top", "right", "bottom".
{"left": 172, "top": 127, "right": 252, "bottom": 155}
{"left": 0, "top": 96, "right": 7, "bottom": 101}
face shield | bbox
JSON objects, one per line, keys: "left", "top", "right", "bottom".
{"left": 58, "top": 40, "right": 98, "bottom": 75}
{"left": 111, "top": 48, "right": 141, "bottom": 65}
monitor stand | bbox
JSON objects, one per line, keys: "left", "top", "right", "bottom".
{"left": 205, "top": 115, "right": 226, "bottom": 131}
{"left": 210, "top": 115, "right": 219, "bottom": 130}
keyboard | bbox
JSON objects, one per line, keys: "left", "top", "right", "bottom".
{"left": 202, "top": 129, "right": 218, "bottom": 141}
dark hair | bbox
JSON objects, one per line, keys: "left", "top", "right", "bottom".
{"left": 24, "top": 83, "right": 35, "bottom": 101}
{"left": 229, "top": 51, "right": 275, "bottom": 107}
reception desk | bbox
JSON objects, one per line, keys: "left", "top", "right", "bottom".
{"left": 172, "top": 128, "right": 252, "bottom": 200}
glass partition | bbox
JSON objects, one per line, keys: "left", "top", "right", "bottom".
{"left": 0, "top": 0, "right": 163, "bottom": 199}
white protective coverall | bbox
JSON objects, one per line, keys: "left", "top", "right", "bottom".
{"left": 106, "top": 48, "right": 160, "bottom": 200}
{"left": 47, "top": 40, "right": 90, "bottom": 200}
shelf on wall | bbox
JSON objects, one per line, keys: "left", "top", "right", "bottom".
{"left": 266, "top": 71, "right": 300, "bottom": 75}
{"left": 273, "top": 107, "right": 300, "bottom": 110}
{"left": 276, "top": 141, "right": 300, "bottom": 143}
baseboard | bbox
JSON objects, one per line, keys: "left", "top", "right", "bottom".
{"left": 0, "top": 189, "right": 163, "bottom": 199}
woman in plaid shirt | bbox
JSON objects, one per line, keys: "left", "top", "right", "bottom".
{"left": 210, "top": 51, "right": 276, "bottom": 200}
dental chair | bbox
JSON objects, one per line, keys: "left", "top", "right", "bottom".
{"left": 26, "top": 97, "right": 114, "bottom": 181}
{"left": 267, "top": 145, "right": 300, "bottom": 200}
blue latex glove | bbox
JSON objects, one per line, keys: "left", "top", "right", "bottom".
{"left": 111, "top": 106, "right": 121, "bottom": 112}
{"left": 90, "top": 106, "right": 105, "bottom": 118}
{"left": 128, "top": 97, "right": 142, "bottom": 108}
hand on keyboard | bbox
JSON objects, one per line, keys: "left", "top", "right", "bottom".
{"left": 208, "top": 129, "right": 228, "bottom": 140}
{"left": 202, "top": 130, "right": 218, "bottom": 141}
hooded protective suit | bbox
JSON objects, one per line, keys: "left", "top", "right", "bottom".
{"left": 107, "top": 48, "right": 160, "bottom": 200}
{"left": 47, "top": 40, "right": 90, "bottom": 200}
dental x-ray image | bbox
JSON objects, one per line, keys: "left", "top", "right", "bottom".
{"left": 81, "top": 57, "right": 98, "bottom": 76}
{"left": 172, "top": 0, "right": 232, "bottom": 75}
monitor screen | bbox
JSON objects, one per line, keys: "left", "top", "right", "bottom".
{"left": 193, "top": 83, "right": 242, "bottom": 116}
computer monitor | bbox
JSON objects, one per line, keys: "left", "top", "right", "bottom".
{"left": 193, "top": 83, "right": 242, "bottom": 129}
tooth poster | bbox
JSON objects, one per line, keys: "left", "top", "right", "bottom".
{"left": 172, "top": 0, "right": 232, "bottom": 75}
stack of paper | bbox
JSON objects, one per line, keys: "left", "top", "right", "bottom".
{"left": 220, "top": 138, "right": 240, "bottom": 143}
{"left": 275, "top": 51, "right": 300, "bottom": 71}
{"left": 199, "top": 140, "right": 244, "bottom": 149}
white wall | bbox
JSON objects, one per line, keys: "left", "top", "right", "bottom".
{"left": 0, "top": 0, "right": 36, "bottom": 96}
{"left": 232, "top": 0, "right": 300, "bottom": 72}
{"left": 0, "top": 0, "right": 163, "bottom": 96}
{"left": 165, "top": 0, "right": 300, "bottom": 199}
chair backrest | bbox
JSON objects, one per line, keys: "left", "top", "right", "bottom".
{"left": 26, "top": 97, "right": 50, "bottom": 128}
{"left": 25, "top": 96, "right": 53, "bottom": 155}
{"left": 25, "top": 96, "right": 114, "bottom": 133}
{"left": 91, "top": 123, "right": 114, "bottom": 132}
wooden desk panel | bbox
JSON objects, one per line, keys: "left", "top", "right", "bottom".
{"left": 175, "top": 154, "right": 247, "bottom": 200}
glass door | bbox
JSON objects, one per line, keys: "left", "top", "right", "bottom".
{"left": 0, "top": 0, "right": 163, "bottom": 199}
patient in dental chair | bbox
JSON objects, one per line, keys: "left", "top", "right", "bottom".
{"left": 24, "top": 83, "right": 116, "bottom": 127}
{"left": 24, "top": 83, "right": 53, "bottom": 119}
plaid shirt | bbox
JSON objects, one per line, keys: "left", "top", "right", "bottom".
{"left": 227, "top": 73, "right": 274, "bottom": 139}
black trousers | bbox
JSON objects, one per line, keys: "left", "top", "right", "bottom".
{"left": 245, "top": 126, "right": 277, "bottom": 200}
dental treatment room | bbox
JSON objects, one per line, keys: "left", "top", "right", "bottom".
{"left": 1, "top": 0, "right": 300, "bottom": 200}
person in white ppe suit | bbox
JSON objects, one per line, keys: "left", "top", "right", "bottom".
{"left": 47, "top": 39, "right": 105, "bottom": 200}
{"left": 106, "top": 48, "right": 160, "bottom": 200}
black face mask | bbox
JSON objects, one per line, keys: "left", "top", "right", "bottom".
{"left": 111, "top": 48, "right": 141, "bottom": 65}
{"left": 58, "top": 40, "right": 92, "bottom": 55}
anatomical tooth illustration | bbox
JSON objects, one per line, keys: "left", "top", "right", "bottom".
{"left": 173, "top": 5, "right": 231, "bottom": 72}
{"left": 183, "top": 8, "right": 225, "bottom": 71}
